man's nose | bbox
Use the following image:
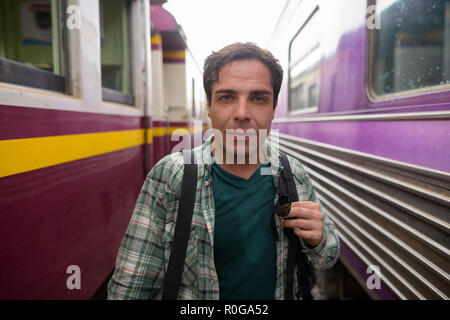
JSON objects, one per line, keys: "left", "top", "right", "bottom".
{"left": 234, "top": 96, "right": 250, "bottom": 121}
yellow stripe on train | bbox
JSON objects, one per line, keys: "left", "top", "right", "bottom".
{"left": 0, "top": 125, "right": 209, "bottom": 178}
{"left": 0, "top": 129, "right": 145, "bottom": 178}
{"left": 162, "top": 50, "right": 186, "bottom": 60}
{"left": 151, "top": 33, "right": 162, "bottom": 45}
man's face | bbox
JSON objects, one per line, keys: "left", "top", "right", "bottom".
{"left": 207, "top": 59, "right": 276, "bottom": 163}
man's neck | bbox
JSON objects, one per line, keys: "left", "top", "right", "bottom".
{"left": 216, "top": 161, "right": 261, "bottom": 180}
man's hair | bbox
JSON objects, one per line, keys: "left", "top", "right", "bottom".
{"left": 203, "top": 42, "right": 283, "bottom": 109}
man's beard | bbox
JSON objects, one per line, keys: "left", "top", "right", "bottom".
{"left": 213, "top": 128, "right": 269, "bottom": 165}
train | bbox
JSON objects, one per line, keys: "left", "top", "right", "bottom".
{"left": 0, "top": 0, "right": 206, "bottom": 299}
{"left": 1, "top": 0, "right": 449, "bottom": 300}
{"left": 267, "top": 0, "right": 450, "bottom": 299}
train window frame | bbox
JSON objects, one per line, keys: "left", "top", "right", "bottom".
{"left": 287, "top": 6, "right": 321, "bottom": 114}
{"left": 0, "top": 0, "right": 68, "bottom": 94}
{"left": 366, "top": 0, "right": 450, "bottom": 101}
{"left": 100, "top": 0, "right": 135, "bottom": 106}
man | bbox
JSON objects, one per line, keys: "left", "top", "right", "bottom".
{"left": 107, "top": 42, "right": 339, "bottom": 300}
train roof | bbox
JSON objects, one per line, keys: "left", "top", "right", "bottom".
{"left": 150, "top": 3, "right": 186, "bottom": 50}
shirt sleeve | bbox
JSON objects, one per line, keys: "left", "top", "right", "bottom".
{"left": 107, "top": 161, "right": 172, "bottom": 300}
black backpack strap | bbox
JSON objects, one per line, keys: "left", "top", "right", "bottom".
{"left": 161, "top": 150, "right": 197, "bottom": 300}
{"left": 278, "top": 152, "right": 315, "bottom": 300}
{"left": 279, "top": 152, "right": 298, "bottom": 300}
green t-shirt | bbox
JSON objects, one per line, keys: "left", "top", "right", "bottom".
{"left": 212, "top": 161, "right": 277, "bottom": 300}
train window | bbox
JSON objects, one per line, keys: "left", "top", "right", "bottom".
{"left": 308, "top": 84, "right": 318, "bottom": 107}
{"left": 100, "top": 0, "right": 134, "bottom": 105}
{"left": 0, "top": 0, "right": 66, "bottom": 93}
{"left": 370, "top": 0, "right": 450, "bottom": 97}
{"left": 289, "top": 8, "right": 321, "bottom": 112}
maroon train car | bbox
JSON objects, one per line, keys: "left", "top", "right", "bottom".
{"left": 0, "top": 0, "right": 206, "bottom": 299}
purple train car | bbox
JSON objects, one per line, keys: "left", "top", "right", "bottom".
{"left": 0, "top": 0, "right": 206, "bottom": 299}
{"left": 268, "top": 0, "right": 450, "bottom": 299}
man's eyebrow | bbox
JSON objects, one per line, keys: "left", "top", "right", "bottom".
{"left": 214, "top": 89, "right": 273, "bottom": 95}
{"left": 250, "top": 90, "right": 273, "bottom": 96}
{"left": 214, "top": 89, "right": 237, "bottom": 95}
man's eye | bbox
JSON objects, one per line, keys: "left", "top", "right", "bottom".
{"left": 219, "top": 95, "right": 233, "bottom": 101}
{"left": 254, "top": 96, "right": 266, "bottom": 103}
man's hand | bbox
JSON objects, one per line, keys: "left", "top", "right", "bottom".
{"left": 281, "top": 201, "right": 323, "bottom": 247}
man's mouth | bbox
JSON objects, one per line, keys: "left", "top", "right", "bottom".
{"left": 227, "top": 129, "right": 257, "bottom": 141}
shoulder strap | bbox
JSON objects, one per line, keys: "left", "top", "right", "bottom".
{"left": 161, "top": 150, "right": 198, "bottom": 300}
{"left": 279, "top": 152, "right": 298, "bottom": 300}
{"left": 278, "top": 152, "right": 315, "bottom": 300}
{"left": 279, "top": 152, "right": 299, "bottom": 205}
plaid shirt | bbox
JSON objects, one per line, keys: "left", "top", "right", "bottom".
{"left": 107, "top": 134, "right": 340, "bottom": 300}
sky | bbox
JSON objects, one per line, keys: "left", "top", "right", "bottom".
{"left": 163, "top": 0, "right": 288, "bottom": 67}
